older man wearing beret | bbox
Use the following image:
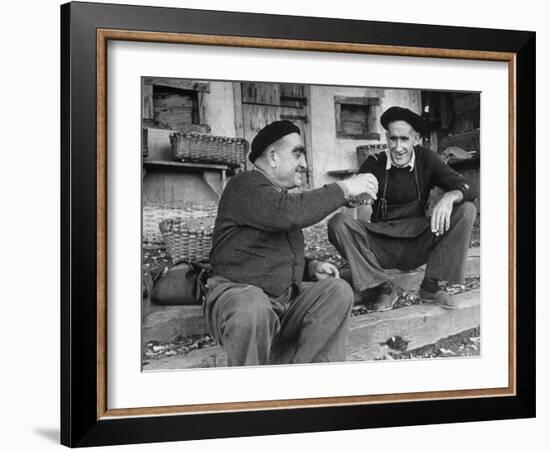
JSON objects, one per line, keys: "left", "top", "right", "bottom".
{"left": 205, "top": 120, "right": 379, "bottom": 366}
{"left": 328, "top": 106, "right": 477, "bottom": 311}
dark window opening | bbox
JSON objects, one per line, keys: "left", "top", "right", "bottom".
{"left": 153, "top": 85, "right": 199, "bottom": 130}
{"left": 335, "top": 96, "right": 380, "bottom": 140}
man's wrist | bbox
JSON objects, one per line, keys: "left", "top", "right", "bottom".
{"left": 336, "top": 181, "right": 351, "bottom": 200}
{"left": 444, "top": 189, "right": 464, "bottom": 203}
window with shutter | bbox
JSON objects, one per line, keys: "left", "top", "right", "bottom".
{"left": 334, "top": 96, "right": 380, "bottom": 140}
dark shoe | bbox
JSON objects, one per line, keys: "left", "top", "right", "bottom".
{"left": 419, "top": 278, "right": 459, "bottom": 309}
{"left": 361, "top": 281, "right": 398, "bottom": 312}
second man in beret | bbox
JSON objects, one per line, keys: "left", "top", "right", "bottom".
{"left": 328, "top": 106, "right": 477, "bottom": 311}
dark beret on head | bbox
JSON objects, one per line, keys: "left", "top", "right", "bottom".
{"left": 249, "top": 120, "right": 301, "bottom": 163}
{"left": 380, "top": 106, "right": 426, "bottom": 136}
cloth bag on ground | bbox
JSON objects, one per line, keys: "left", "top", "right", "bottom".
{"left": 150, "top": 260, "right": 211, "bottom": 306}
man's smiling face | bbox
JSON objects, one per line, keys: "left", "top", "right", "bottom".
{"left": 386, "top": 120, "right": 420, "bottom": 168}
{"left": 271, "top": 133, "right": 307, "bottom": 189}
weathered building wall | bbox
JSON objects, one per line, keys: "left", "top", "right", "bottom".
{"left": 144, "top": 81, "right": 237, "bottom": 205}
{"left": 202, "top": 82, "right": 237, "bottom": 137}
{"left": 309, "top": 87, "right": 421, "bottom": 188}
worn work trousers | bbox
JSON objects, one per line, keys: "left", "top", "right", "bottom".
{"left": 327, "top": 202, "right": 476, "bottom": 292}
{"left": 204, "top": 277, "right": 353, "bottom": 366}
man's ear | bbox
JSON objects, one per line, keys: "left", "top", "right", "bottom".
{"left": 267, "top": 146, "right": 278, "bottom": 168}
{"left": 413, "top": 132, "right": 422, "bottom": 145}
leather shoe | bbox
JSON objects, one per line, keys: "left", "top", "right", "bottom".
{"left": 362, "top": 281, "right": 398, "bottom": 312}
{"left": 419, "top": 278, "right": 459, "bottom": 309}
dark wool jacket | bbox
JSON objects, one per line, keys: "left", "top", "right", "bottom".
{"left": 359, "top": 146, "right": 477, "bottom": 214}
{"left": 210, "top": 170, "right": 347, "bottom": 297}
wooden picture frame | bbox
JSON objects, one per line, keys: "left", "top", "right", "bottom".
{"left": 61, "top": 1, "right": 535, "bottom": 446}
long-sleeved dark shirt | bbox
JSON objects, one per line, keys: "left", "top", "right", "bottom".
{"left": 210, "top": 170, "right": 347, "bottom": 296}
{"left": 359, "top": 146, "right": 476, "bottom": 213}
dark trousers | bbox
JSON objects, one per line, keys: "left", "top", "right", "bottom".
{"left": 204, "top": 277, "right": 353, "bottom": 366}
{"left": 327, "top": 202, "right": 476, "bottom": 291}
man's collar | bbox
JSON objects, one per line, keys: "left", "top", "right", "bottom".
{"left": 253, "top": 166, "right": 285, "bottom": 192}
{"left": 385, "top": 148, "right": 415, "bottom": 172}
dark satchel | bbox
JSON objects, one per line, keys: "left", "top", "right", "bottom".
{"left": 150, "top": 261, "right": 211, "bottom": 306}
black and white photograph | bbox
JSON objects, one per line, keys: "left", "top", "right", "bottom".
{"left": 141, "top": 78, "right": 481, "bottom": 370}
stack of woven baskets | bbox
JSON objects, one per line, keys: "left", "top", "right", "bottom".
{"left": 170, "top": 132, "right": 248, "bottom": 167}
{"left": 159, "top": 216, "right": 214, "bottom": 263}
{"left": 143, "top": 202, "right": 217, "bottom": 263}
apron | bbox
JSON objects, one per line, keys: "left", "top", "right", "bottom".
{"left": 364, "top": 164, "right": 430, "bottom": 238}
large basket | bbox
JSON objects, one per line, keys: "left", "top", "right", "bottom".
{"left": 170, "top": 132, "right": 248, "bottom": 167}
{"left": 142, "top": 201, "right": 217, "bottom": 246}
{"left": 356, "top": 143, "right": 388, "bottom": 167}
{"left": 159, "top": 217, "right": 215, "bottom": 263}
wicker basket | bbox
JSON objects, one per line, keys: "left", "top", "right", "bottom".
{"left": 159, "top": 217, "right": 214, "bottom": 263}
{"left": 142, "top": 201, "right": 217, "bottom": 246}
{"left": 170, "top": 132, "right": 248, "bottom": 167}
{"left": 356, "top": 143, "right": 388, "bottom": 167}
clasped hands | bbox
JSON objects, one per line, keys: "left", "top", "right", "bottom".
{"left": 342, "top": 173, "right": 379, "bottom": 207}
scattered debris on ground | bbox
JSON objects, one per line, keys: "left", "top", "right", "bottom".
{"left": 375, "top": 326, "right": 480, "bottom": 360}
{"left": 303, "top": 222, "right": 346, "bottom": 268}
{"left": 142, "top": 334, "right": 217, "bottom": 365}
{"left": 384, "top": 335, "right": 409, "bottom": 352}
{"left": 143, "top": 246, "right": 171, "bottom": 278}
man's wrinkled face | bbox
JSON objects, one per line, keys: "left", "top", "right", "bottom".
{"left": 271, "top": 133, "right": 307, "bottom": 189}
{"left": 386, "top": 120, "right": 420, "bottom": 168}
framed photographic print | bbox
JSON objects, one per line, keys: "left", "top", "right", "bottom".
{"left": 61, "top": 1, "right": 535, "bottom": 447}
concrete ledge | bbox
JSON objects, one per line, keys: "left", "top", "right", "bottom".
{"left": 142, "top": 305, "right": 208, "bottom": 343}
{"left": 347, "top": 290, "right": 480, "bottom": 361}
{"left": 143, "top": 289, "right": 480, "bottom": 370}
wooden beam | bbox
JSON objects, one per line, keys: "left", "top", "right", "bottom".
{"left": 334, "top": 95, "right": 380, "bottom": 105}
{"left": 143, "top": 77, "right": 209, "bottom": 92}
{"left": 232, "top": 82, "right": 245, "bottom": 138}
{"left": 143, "top": 160, "right": 230, "bottom": 171}
{"left": 347, "top": 290, "right": 480, "bottom": 361}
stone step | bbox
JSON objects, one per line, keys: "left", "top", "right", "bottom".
{"left": 347, "top": 289, "right": 480, "bottom": 361}
{"left": 143, "top": 305, "right": 208, "bottom": 343}
{"left": 143, "top": 287, "right": 480, "bottom": 371}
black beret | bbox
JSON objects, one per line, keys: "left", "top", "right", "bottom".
{"left": 249, "top": 120, "right": 301, "bottom": 163}
{"left": 380, "top": 106, "right": 426, "bottom": 136}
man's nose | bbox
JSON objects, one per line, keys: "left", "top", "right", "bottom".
{"left": 299, "top": 154, "right": 307, "bottom": 166}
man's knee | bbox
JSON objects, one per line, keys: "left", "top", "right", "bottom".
{"left": 454, "top": 201, "right": 477, "bottom": 223}
{"left": 318, "top": 278, "right": 354, "bottom": 310}
{"left": 220, "top": 287, "right": 275, "bottom": 329}
{"left": 327, "top": 213, "right": 356, "bottom": 241}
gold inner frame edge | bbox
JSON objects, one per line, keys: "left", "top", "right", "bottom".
{"left": 95, "top": 29, "right": 517, "bottom": 419}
